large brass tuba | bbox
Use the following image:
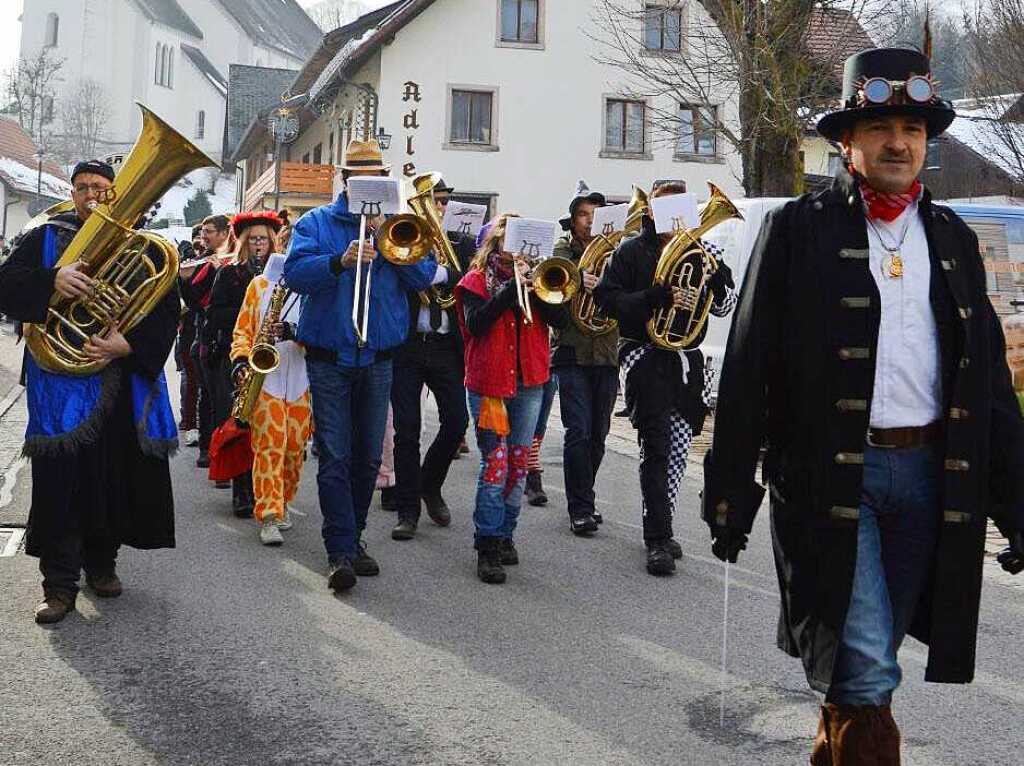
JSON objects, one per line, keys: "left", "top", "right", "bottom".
{"left": 410, "top": 172, "right": 463, "bottom": 309}
{"left": 646, "top": 183, "right": 743, "bottom": 351}
{"left": 571, "top": 184, "right": 649, "bottom": 336}
{"left": 24, "top": 103, "right": 219, "bottom": 376}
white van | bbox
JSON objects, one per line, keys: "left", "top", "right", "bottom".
{"left": 698, "top": 198, "right": 1024, "bottom": 399}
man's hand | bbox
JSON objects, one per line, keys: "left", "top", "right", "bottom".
{"left": 581, "top": 270, "right": 599, "bottom": 292}
{"left": 82, "top": 325, "right": 131, "bottom": 364}
{"left": 997, "top": 531, "right": 1024, "bottom": 575}
{"left": 340, "top": 238, "right": 376, "bottom": 269}
{"left": 55, "top": 263, "right": 93, "bottom": 300}
{"left": 268, "top": 322, "right": 294, "bottom": 343}
{"left": 671, "top": 285, "right": 699, "bottom": 311}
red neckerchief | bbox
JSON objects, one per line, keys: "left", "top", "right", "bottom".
{"left": 854, "top": 169, "right": 923, "bottom": 222}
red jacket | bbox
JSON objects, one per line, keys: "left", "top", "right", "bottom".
{"left": 455, "top": 270, "right": 551, "bottom": 398}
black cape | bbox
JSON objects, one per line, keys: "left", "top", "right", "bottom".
{"left": 0, "top": 212, "right": 178, "bottom": 556}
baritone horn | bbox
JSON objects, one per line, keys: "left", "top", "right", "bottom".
{"left": 646, "top": 182, "right": 742, "bottom": 351}
{"left": 408, "top": 172, "right": 463, "bottom": 310}
{"left": 572, "top": 184, "right": 649, "bottom": 336}
{"left": 24, "top": 103, "right": 219, "bottom": 376}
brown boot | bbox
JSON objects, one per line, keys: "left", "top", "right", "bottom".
{"left": 34, "top": 592, "right": 76, "bottom": 624}
{"left": 810, "top": 706, "right": 832, "bottom": 765}
{"left": 815, "top": 703, "right": 901, "bottom": 766}
{"left": 86, "top": 570, "right": 123, "bottom": 598}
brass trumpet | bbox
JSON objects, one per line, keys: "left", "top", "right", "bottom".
{"left": 514, "top": 254, "right": 581, "bottom": 325}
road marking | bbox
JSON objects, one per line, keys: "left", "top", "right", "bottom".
{"left": 0, "top": 457, "right": 26, "bottom": 511}
{"left": 0, "top": 384, "right": 22, "bottom": 420}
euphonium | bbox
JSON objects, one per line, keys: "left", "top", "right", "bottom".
{"left": 408, "top": 172, "right": 463, "bottom": 309}
{"left": 232, "top": 281, "right": 289, "bottom": 423}
{"left": 571, "top": 184, "right": 649, "bottom": 336}
{"left": 646, "top": 182, "right": 743, "bottom": 351}
{"left": 24, "top": 103, "right": 219, "bottom": 376}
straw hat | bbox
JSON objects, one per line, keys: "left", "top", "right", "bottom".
{"left": 341, "top": 138, "right": 390, "bottom": 172}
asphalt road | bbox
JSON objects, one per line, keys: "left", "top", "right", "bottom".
{"left": 1, "top": 352, "right": 1023, "bottom": 765}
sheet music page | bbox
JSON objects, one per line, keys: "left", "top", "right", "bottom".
{"left": 347, "top": 177, "right": 402, "bottom": 216}
{"left": 651, "top": 193, "right": 699, "bottom": 234}
{"left": 591, "top": 203, "right": 629, "bottom": 236}
{"left": 504, "top": 217, "right": 558, "bottom": 260}
{"left": 442, "top": 202, "right": 488, "bottom": 238}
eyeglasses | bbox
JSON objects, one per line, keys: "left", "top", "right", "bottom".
{"left": 856, "top": 76, "right": 936, "bottom": 108}
{"left": 74, "top": 183, "right": 113, "bottom": 195}
{"left": 249, "top": 236, "right": 270, "bottom": 243}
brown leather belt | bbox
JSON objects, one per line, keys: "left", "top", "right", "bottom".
{"left": 867, "top": 421, "right": 944, "bottom": 449}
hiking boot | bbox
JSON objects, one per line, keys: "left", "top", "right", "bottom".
{"left": 391, "top": 519, "right": 417, "bottom": 541}
{"left": 353, "top": 540, "right": 380, "bottom": 576}
{"left": 666, "top": 538, "right": 683, "bottom": 560}
{"left": 570, "top": 514, "right": 599, "bottom": 536}
{"left": 499, "top": 538, "right": 519, "bottom": 566}
{"left": 812, "top": 703, "right": 901, "bottom": 766}
{"left": 477, "top": 538, "right": 506, "bottom": 584}
{"left": 379, "top": 487, "right": 396, "bottom": 512}
{"left": 525, "top": 471, "right": 547, "bottom": 506}
{"left": 422, "top": 493, "right": 451, "bottom": 527}
{"left": 646, "top": 542, "right": 676, "bottom": 576}
{"left": 196, "top": 449, "right": 210, "bottom": 468}
{"left": 259, "top": 517, "right": 284, "bottom": 546}
{"left": 34, "top": 592, "right": 75, "bottom": 624}
{"left": 85, "top": 570, "right": 122, "bottom": 598}
{"left": 327, "top": 558, "right": 356, "bottom": 592}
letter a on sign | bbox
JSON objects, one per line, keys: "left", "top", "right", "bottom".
{"left": 402, "top": 81, "right": 422, "bottom": 103}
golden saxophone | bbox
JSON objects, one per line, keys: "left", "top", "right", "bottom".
{"left": 232, "top": 281, "right": 290, "bottom": 423}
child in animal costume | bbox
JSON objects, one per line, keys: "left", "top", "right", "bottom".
{"left": 229, "top": 212, "right": 311, "bottom": 546}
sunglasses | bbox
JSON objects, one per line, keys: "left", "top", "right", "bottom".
{"left": 856, "top": 76, "right": 936, "bottom": 108}
{"left": 249, "top": 235, "right": 270, "bottom": 243}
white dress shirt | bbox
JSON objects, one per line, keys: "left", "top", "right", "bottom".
{"left": 415, "top": 265, "right": 451, "bottom": 334}
{"left": 866, "top": 201, "right": 942, "bottom": 428}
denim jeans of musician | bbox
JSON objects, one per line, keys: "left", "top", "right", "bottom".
{"left": 307, "top": 357, "right": 393, "bottom": 561}
{"left": 555, "top": 364, "right": 618, "bottom": 518}
{"left": 828, "top": 443, "right": 942, "bottom": 706}
{"left": 391, "top": 333, "right": 469, "bottom": 523}
{"left": 468, "top": 385, "right": 543, "bottom": 542}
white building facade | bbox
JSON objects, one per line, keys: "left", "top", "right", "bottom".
{"left": 236, "top": 0, "right": 744, "bottom": 219}
{"left": 19, "top": 0, "right": 320, "bottom": 162}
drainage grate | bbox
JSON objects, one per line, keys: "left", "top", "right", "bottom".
{"left": 0, "top": 526, "right": 25, "bottom": 557}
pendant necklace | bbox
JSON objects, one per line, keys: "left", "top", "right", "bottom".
{"left": 866, "top": 214, "right": 912, "bottom": 279}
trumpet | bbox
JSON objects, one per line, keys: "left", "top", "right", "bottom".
{"left": 513, "top": 254, "right": 581, "bottom": 325}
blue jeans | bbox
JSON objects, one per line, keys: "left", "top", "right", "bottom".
{"left": 307, "top": 357, "right": 393, "bottom": 561}
{"left": 468, "top": 385, "right": 543, "bottom": 542}
{"left": 556, "top": 365, "right": 618, "bottom": 517}
{"left": 828, "top": 443, "right": 942, "bottom": 705}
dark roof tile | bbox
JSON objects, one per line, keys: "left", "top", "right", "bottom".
{"left": 223, "top": 64, "right": 299, "bottom": 161}
{"left": 211, "top": 0, "right": 323, "bottom": 61}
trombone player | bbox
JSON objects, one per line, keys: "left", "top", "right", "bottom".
{"left": 593, "top": 180, "right": 736, "bottom": 576}
{"left": 0, "top": 159, "right": 180, "bottom": 624}
{"left": 283, "top": 139, "right": 445, "bottom": 592}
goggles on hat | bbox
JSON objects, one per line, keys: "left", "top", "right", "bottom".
{"left": 855, "top": 75, "right": 936, "bottom": 108}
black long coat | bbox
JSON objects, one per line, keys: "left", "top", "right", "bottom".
{"left": 0, "top": 212, "right": 178, "bottom": 555}
{"left": 704, "top": 168, "right": 1024, "bottom": 693}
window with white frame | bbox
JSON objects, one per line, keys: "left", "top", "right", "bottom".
{"left": 677, "top": 103, "right": 718, "bottom": 157}
{"left": 167, "top": 47, "right": 174, "bottom": 88}
{"left": 500, "top": 0, "right": 540, "bottom": 44}
{"left": 827, "top": 151, "right": 843, "bottom": 176}
{"left": 155, "top": 45, "right": 162, "bottom": 84}
{"left": 44, "top": 13, "right": 60, "bottom": 47}
{"left": 604, "top": 98, "right": 646, "bottom": 154}
{"left": 644, "top": 3, "right": 682, "bottom": 52}
{"left": 449, "top": 89, "right": 495, "bottom": 146}
{"left": 196, "top": 110, "right": 206, "bottom": 140}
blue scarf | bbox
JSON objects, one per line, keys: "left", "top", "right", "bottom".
{"left": 23, "top": 225, "right": 178, "bottom": 458}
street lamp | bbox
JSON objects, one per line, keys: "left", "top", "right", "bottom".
{"left": 266, "top": 99, "right": 302, "bottom": 211}
{"left": 376, "top": 127, "right": 392, "bottom": 151}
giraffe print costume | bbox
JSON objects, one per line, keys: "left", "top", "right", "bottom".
{"left": 231, "top": 260, "right": 311, "bottom": 524}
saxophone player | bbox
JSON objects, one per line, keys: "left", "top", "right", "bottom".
{"left": 229, "top": 212, "right": 310, "bottom": 547}
{"left": 0, "top": 159, "right": 180, "bottom": 624}
{"left": 593, "top": 180, "right": 736, "bottom": 576}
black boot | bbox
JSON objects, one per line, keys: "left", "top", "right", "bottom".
{"left": 476, "top": 538, "right": 506, "bottom": 584}
{"left": 391, "top": 518, "right": 417, "bottom": 541}
{"left": 499, "top": 538, "right": 519, "bottom": 565}
{"left": 569, "top": 514, "right": 599, "bottom": 536}
{"left": 525, "top": 471, "right": 547, "bottom": 506}
{"left": 232, "top": 474, "right": 253, "bottom": 518}
{"left": 646, "top": 541, "right": 676, "bottom": 576}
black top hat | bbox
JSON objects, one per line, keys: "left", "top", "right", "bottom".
{"left": 432, "top": 177, "right": 455, "bottom": 195}
{"left": 817, "top": 48, "right": 956, "bottom": 141}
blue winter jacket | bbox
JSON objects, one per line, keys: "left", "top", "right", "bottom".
{"left": 284, "top": 192, "right": 438, "bottom": 367}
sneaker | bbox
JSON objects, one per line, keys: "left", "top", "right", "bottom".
{"left": 666, "top": 538, "right": 683, "bottom": 560}
{"left": 353, "top": 540, "right": 380, "bottom": 576}
{"left": 260, "top": 517, "right": 284, "bottom": 546}
{"left": 646, "top": 542, "right": 676, "bottom": 576}
{"left": 34, "top": 593, "right": 75, "bottom": 624}
{"left": 328, "top": 558, "right": 356, "bottom": 592}
{"left": 379, "top": 487, "right": 396, "bottom": 512}
{"left": 569, "top": 514, "right": 599, "bottom": 536}
{"left": 196, "top": 449, "right": 210, "bottom": 468}
{"left": 525, "top": 471, "right": 548, "bottom": 507}
{"left": 422, "top": 493, "right": 451, "bottom": 527}
{"left": 499, "top": 538, "right": 519, "bottom": 566}
{"left": 184, "top": 429, "right": 199, "bottom": 447}
{"left": 276, "top": 508, "right": 294, "bottom": 531}
{"left": 391, "top": 519, "right": 417, "bottom": 541}
{"left": 85, "top": 571, "right": 122, "bottom": 598}
{"left": 477, "top": 539, "right": 506, "bottom": 584}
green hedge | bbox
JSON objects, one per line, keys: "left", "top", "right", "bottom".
{"left": 1018, "top": 392, "right": 1024, "bottom": 415}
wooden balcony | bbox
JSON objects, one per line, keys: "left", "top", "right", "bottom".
{"left": 243, "top": 161, "right": 335, "bottom": 212}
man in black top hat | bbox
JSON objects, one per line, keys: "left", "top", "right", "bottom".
{"left": 389, "top": 177, "right": 473, "bottom": 541}
{"left": 704, "top": 47, "right": 1024, "bottom": 762}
